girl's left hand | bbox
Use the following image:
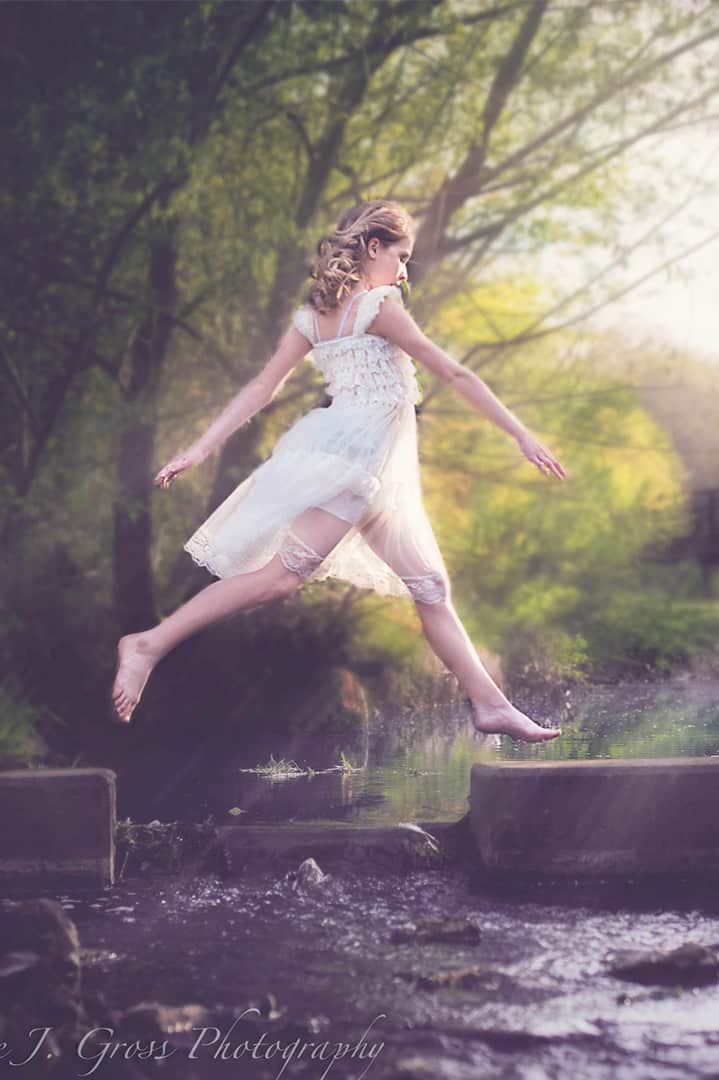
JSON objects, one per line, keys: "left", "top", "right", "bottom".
{"left": 153, "top": 447, "right": 205, "bottom": 489}
{"left": 516, "top": 431, "right": 567, "bottom": 480}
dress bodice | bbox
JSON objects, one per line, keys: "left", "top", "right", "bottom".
{"left": 293, "top": 285, "right": 420, "bottom": 408}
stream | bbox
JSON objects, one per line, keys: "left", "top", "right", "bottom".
{"left": 63, "top": 866, "right": 719, "bottom": 1079}
{"left": 108, "top": 672, "right": 719, "bottom": 827}
{"left": 25, "top": 675, "right": 719, "bottom": 1077}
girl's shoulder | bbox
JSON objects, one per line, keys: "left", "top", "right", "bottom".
{"left": 293, "top": 285, "right": 402, "bottom": 344}
{"left": 353, "top": 284, "right": 403, "bottom": 336}
{"left": 293, "top": 304, "right": 316, "bottom": 345}
{"left": 364, "top": 283, "right": 402, "bottom": 302}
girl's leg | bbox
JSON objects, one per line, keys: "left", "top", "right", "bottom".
{"left": 358, "top": 517, "right": 561, "bottom": 743}
{"left": 413, "top": 595, "right": 560, "bottom": 742}
{"left": 112, "top": 508, "right": 353, "bottom": 722}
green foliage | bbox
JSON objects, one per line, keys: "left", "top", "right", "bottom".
{"left": 3, "top": 0, "right": 719, "bottom": 760}
{"left": 365, "top": 280, "right": 719, "bottom": 683}
{"left": 0, "top": 680, "right": 48, "bottom": 764}
{"left": 420, "top": 320, "right": 719, "bottom": 679}
{"left": 338, "top": 750, "right": 355, "bottom": 774}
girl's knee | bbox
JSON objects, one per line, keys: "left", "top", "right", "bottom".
{"left": 274, "top": 563, "right": 306, "bottom": 596}
{"left": 401, "top": 572, "right": 448, "bottom": 606}
{"left": 252, "top": 556, "right": 301, "bottom": 598}
{"left": 275, "top": 528, "right": 325, "bottom": 593}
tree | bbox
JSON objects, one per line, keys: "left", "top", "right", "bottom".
{"left": 1, "top": 0, "right": 278, "bottom": 627}
{"left": 3, "top": 0, "right": 719, "bottom": 748}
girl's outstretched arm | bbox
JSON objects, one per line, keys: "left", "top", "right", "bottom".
{"left": 154, "top": 326, "right": 311, "bottom": 489}
{"left": 370, "top": 296, "right": 567, "bottom": 481}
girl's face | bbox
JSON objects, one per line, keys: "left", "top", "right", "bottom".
{"left": 365, "top": 235, "right": 414, "bottom": 288}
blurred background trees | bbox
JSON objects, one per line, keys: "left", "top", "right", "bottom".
{"left": 1, "top": 0, "right": 718, "bottom": 763}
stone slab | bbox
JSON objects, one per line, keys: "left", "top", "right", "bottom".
{"left": 217, "top": 821, "right": 458, "bottom": 871}
{"left": 0, "top": 768, "right": 116, "bottom": 892}
{"left": 471, "top": 757, "right": 719, "bottom": 877}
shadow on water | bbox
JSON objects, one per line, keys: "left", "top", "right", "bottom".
{"left": 106, "top": 674, "right": 719, "bottom": 828}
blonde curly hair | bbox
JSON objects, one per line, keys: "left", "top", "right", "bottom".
{"left": 306, "top": 199, "right": 415, "bottom": 313}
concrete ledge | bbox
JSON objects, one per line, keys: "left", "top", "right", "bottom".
{"left": 217, "top": 821, "right": 457, "bottom": 872}
{"left": 471, "top": 757, "right": 719, "bottom": 878}
{"left": 0, "top": 769, "right": 116, "bottom": 893}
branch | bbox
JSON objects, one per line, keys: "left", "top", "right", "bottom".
{"left": 92, "top": 6, "right": 277, "bottom": 312}
{"left": 168, "top": 316, "right": 238, "bottom": 379}
{"left": 92, "top": 178, "right": 178, "bottom": 306}
{"left": 542, "top": 225, "right": 719, "bottom": 337}
{"left": 427, "top": 383, "right": 681, "bottom": 415}
{"left": 441, "top": 81, "right": 719, "bottom": 256}
{"left": 238, "top": 2, "right": 528, "bottom": 97}
{"left": 0, "top": 342, "right": 42, "bottom": 438}
{"left": 282, "top": 108, "right": 315, "bottom": 162}
{"left": 14, "top": 365, "right": 78, "bottom": 497}
{"left": 480, "top": 0, "right": 548, "bottom": 154}
{"left": 483, "top": 22, "right": 719, "bottom": 188}
{"left": 414, "top": 0, "right": 549, "bottom": 264}
{"left": 205, "top": 1, "right": 276, "bottom": 117}
{"left": 411, "top": 19, "right": 719, "bottom": 279}
{"left": 418, "top": 223, "right": 719, "bottom": 411}
{"left": 520, "top": 172, "right": 718, "bottom": 336}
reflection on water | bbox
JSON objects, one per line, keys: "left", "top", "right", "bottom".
{"left": 112, "top": 676, "right": 719, "bottom": 828}
{"left": 506, "top": 674, "right": 719, "bottom": 762}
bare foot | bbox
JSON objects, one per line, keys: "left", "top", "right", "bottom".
{"left": 471, "top": 701, "right": 561, "bottom": 744}
{"left": 111, "top": 633, "right": 160, "bottom": 723}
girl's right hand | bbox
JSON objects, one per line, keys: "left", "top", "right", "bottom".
{"left": 153, "top": 447, "right": 205, "bottom": 489}
{"left": 515, "top": 431, "right": 567, "bottom": 480}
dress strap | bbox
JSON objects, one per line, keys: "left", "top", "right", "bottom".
{"left": 335, "top": 288, "right": 368, "bottom": 338}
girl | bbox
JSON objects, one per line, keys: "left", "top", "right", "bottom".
{"left": 112, "top": 200, "right": 567, "bottom": 741}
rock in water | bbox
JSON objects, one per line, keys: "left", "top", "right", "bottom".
{"left": 415, "top": 966, "right": 488, "bottom": 990}
{"left": 396, "top": 822, "right": 441, "bottom": 854}
{"left": 0, "top": 898, "right": 87, "bottom": 1072}
{"left": 609, "top": 942, "right": 719, "bottom": 987}
{"left": 116, "top": 1002, "right": 211, "bottom": 1047}
{"left": 391, "top": 916, "right": 481, "bottom": 945}
{"left": 291, "top": 857, "right": 327, "bottom": 892}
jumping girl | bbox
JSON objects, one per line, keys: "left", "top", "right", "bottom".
{"left": 112, "top": 199, "right": 567, "bottom": 741}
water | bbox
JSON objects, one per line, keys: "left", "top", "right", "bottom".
{"left": 44, "top": 674, "right": 719, "bottom": 1078}
{"left": 110, "top": 675, "right": 719, "bottom": 827}
{"left": 63, "top": 868, "right": 719, "bottom": 1079}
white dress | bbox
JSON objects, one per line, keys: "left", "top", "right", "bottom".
{"left": 183, "top": 284, "right": 449, "bottom": 603}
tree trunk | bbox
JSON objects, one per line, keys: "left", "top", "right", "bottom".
{"left": 112, "top": 230, "right": 177, "bottom": 632}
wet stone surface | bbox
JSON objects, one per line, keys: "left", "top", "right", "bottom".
{"left": 608, "top": 942, "right": 719, "bottom": 988}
